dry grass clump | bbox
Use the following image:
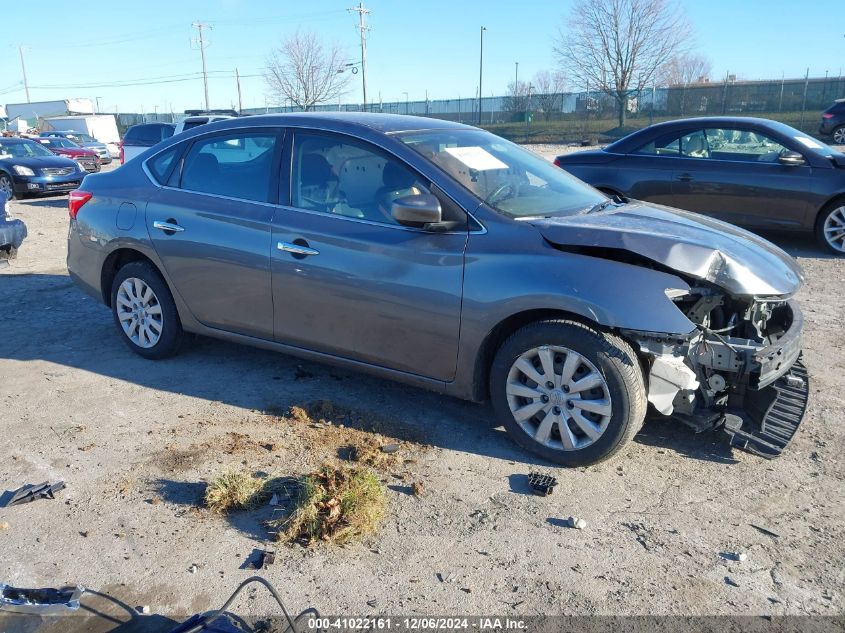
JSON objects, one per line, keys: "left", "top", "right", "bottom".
{"left": 346, "top": 436, "right": 401, "bottom": 470}
{"left": 272, "top": 465, "right": 385, "bottom": 546}
{"left": 204, "top": 470, "right": 281, "bottom": 514}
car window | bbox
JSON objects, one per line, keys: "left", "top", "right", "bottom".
{"left": 126, "top": 125, "right": 157, "bottom": 145}
{"left": 633, "top": 133, "right": 682, "bottom": 156}
{"left": 704, "top": 128, "right": 788, "bottom": 163}
{"left": 291, "top": 132, "right": 432, "bottom": 226}
{"left": 148, "top": 146, "right": 180, "bottom": 184}
{"left": 180, "top": 131, "right": 277, "bottom": 202}
{"left": 0, "top": 141, "right": 54, "bottom": 158}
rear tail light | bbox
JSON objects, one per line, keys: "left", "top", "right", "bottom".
{"left": 553, "top": 157, "right": 563, "bottom": 167}
{"left": 68, "top": 190, "right": 93, "bottom": 219}
{"left": 119, "top": 142, "right": 124, "bottom": 165}
{"left": 822, "top": 113, "right": 834, "bottom": 119}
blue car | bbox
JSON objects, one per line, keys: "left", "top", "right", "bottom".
{"left": 0, "top": 137, "right": 87, "bottom": 199}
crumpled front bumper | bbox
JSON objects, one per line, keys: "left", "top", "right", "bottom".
{"left": 0, "top": 217, "right": 27, "bottom": 251}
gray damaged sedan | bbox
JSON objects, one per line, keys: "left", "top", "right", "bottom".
{"left": 66, "top": 114, "right": 809, "bottom": 465}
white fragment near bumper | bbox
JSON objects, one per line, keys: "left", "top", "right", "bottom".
{"left": 648, "top": 355, "right": 700, "bottom": 415}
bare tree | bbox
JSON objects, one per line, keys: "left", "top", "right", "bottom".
{"left": 264, "top": 31, "right": 351, "bottom": 111}
{"left": 663, "top": 53, "right": 712, "bottom": 86}
{"left": 533, "top": 70, "right": 567, "bottom": 120}
{"left": 503, "top": 80, "right": 531, "bottom": 114}
{"left": 554, "top": 0, "right": 689, "bottom": 127}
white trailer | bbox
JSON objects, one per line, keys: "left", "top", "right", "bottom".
{"left": 41, "top": 115, "right": 121, "bottom": 145}
{"left": 4, "top": 99, "right": 95, "bottom": 125}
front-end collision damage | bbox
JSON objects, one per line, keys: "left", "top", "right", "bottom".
{"left": 625, "top": 287, "right": 810, "bottom": 458}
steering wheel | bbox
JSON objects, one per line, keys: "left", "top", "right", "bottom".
{"left": 485, "top": 183, "right": 516, "bottom": 205}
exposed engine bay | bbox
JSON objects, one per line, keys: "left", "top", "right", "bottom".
{"left": 627, "top": 282, "right": 809, "bottom": 458}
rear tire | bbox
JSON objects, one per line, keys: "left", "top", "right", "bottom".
{"left": 490, "top": 320, "right": 646, "bottom": 466}
{"left": 815, "top": 200, "right": 845, "bottom": 255}
{"left": 110, "top": 261, "right": 183, "bottom": 359}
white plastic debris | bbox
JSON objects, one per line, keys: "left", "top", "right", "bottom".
{"left": 188, "top": 564, "right": 198, "bottom": 574}
{"left": 567, "top": 516, "right": 587, "bottom": 530}
{"left": 138, "top": 605, "right": 151, "bottom": 614}
{"left": 735, "top": 552, "right": 747, "bottom": 562}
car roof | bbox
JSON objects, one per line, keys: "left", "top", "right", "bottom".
{"left": 0, "top": 138, "right": 31, "bottom": 144}
{"left": 606, "top": 116, "right": 803, "bottom": 153}
{"left": 185, "top": 112, "right": 472, "bottom": 136}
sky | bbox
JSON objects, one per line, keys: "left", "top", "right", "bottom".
{"left": 1, "top": 0, "right": 843, "bottom": 114}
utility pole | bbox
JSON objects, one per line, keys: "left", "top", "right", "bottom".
{"left": 235, "top": 68, "right": 243, "bottom": 113}
{"left": 515, "top": 61, "right": 518, "bottom": 90}
{"left": 348, "top": 2, "right": 370, "bottom": 110}
{"left": 18, "top": 46, "right": 30, "bottom": 103}
{"left": 478, "top": 26, "right": 486, "bottom": 125}
{"left": 192, "top": 21, "right": 212, "bottom": 111}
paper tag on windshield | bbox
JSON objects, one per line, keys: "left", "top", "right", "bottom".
{"left": 443, "top": 146, "right": 508, "bottom": 171}
{"left": 794, "top": 136, "right": 823, "bottom": 149}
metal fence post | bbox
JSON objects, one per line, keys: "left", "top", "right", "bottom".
{"left": 800, "top": 67, "right": 809, "bottom": 128}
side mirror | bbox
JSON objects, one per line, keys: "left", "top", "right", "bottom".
{"left": 779, "top": 151, "right": 805, "bottom": 167}
{"left": 391, "top": 193, "right": 442, "bottom": 228}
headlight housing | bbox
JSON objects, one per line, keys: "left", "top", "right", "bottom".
{"left": 76, "top": 161, "right": 88, "bottom": 171}
{"left": 11, "top": 165, "right": 35, "bottom": 176}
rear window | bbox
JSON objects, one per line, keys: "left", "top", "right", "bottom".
{"left": 828, "top": 102, "right": 845, "bottom": 113}
{"left": 125, "top": 124, "right": 173, "bottom": 145}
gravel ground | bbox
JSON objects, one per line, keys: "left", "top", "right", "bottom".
{"left": 0, "top": 152, "right": 843, "bottom": 629}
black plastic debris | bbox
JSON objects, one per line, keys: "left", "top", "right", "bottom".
{"left": 254, "top": 549, "right": 276, "bottom": 570}
{"left": 4, "top": 481, "right": 66, "bottom": 507}
{"left": 0, "top": 584, "right": 84, "bottom": 615}
{"left": 528, "top": 473, "right": 557, "bottom": 496}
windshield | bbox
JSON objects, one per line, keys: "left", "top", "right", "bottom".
{"left": 74, "top": 134, "right": 95, "bottom": 143}
{"left": 0, "top": 140, "right": 55, "bottom": 158}
{"left": 396, "top": 129, "right": 605, "bottom": 218}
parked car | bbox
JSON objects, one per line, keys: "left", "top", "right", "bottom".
{"left": 67, "top": 113, "right": 809, "bottom": 466}
{"left": 0, "top": 137, "right": 86, "bottom": 199}
{"left": 819, "top": 99, "right": 845, "bottom": 145}
{"left": 35, "top": 137, "right": 101, "bottom": 173}
{"left": 0, "top": 190, "right": 27, "bottom": 260}
{"left": 174, "top": 109, "right": 238, "bottom": 135}
{"left": 40, "top": 130, "right": 113, "bottom": 164}
{"left": 119, "top": 122, "right": 175, "bottom": 164}
{"left": 554, "top": 117, "right": 845, "bottom": 254}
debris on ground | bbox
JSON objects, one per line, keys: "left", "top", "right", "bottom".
{"left": 381, "top": 443, "right": 401, "bottom": 454}
{"left": 567, "top": 516, "right": 587, "bottom": 530}
{"left": 527, "top": 472, "right": 557, "bottom": 496}
{"left": 188, "top": 564, "right": 198, "bottom": 574}
{"left": 725, "top": 576, "right": 740, "bottom": 587}
{"left": 0, "top": 584, "right": 84, "bottom": 615}
{"left": 254, "top": 549, "right": 275, "bottom": 569}
{"left": 750, "top": 523, "right": 780, "bottom": 538}
{"left": 0, "top": 521, "right": 9, "bottom": 530}
{"left": 3, "top": 481, "right": 65, "bottom": 507}
{"left": 137, "top": 605, "right": 150, "bottom": 614}
{"left": 271, "top": 465, "right": 386, "bottom": 546}
{"left": 412, "top": 482, "right": 424, "bottom": 496}
{"left": 347, "top": 436, "right": 402, "bottom": 470}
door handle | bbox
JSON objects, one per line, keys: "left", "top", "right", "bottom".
{"left": 277, "top": 241, "right": 319, "bottom": 257}
{"left": 153, "top": 220, "right": 185, "bottom": 233}
{"left": 676, "top": 173, "right": 693, "bottom": 182}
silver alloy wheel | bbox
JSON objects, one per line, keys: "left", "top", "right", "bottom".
{"left": 505, "top": 345, "right": 612, "bottom": 451}
{"left": 833, "top": 127, "right": 845, "bottom": 145}
{"left": 116, "top": 277, "right": 164, "bottom": 349}
{"left": 823, "top": 206, "right": 845, "bottom": 252}
{"left": 0, "top": 175, "right": 12, "bottom": 197}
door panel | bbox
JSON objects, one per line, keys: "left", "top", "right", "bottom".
{"left": 270, "top": 209, "right": 466, "bottom": 381}
{"left": 671, "top": 158, "right": 813, "bottom": 228}
{"left": 145, "top": 189, "right": 275, "bottom": 338}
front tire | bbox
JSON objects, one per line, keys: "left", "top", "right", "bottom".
{"left": 832, "top": 125, "right": 845, "bottom": 146}
{"left": 815, "top": 200, "right": 845, "bottom": 255}
{"left": 0, "top": 173, "right": 15, "bottom": 201}
{"left": 490, "top": 320, "right": 646, "bottom": 466}
{"left": 110, "top": 261, "right": 183, "bottom": 359}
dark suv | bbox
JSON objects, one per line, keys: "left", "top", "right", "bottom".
{"left": 819, "top": 99, "right": 845, "bottom": 144}
{"left": 120, "top": 123, "right": 175, "bottom": 165}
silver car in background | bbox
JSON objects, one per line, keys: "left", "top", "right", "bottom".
{"left": 66, "top": 114, "right": 809, "bottom": 466}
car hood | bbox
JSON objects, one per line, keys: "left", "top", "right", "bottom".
{"left": 533, "top": 201, "right": 804, "bottom": 297}
{"left": 53, "top": 148, "right": 96, "bottom": 157}
{"left": 0, "top": 155, "right": 80, "bottom": 169}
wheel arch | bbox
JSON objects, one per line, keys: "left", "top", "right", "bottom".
{"left": 471, "top": 308, "right": 598, "bottom": 402}
{"left": 100, "top": 248, "right": 162, "bottom": 308}
{"left": 816, "top": 193, "right": 845, "bottom": 226}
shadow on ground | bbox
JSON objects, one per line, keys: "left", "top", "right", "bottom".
{"left": 2, "top": 272, "right": 748, "bottom": 467}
